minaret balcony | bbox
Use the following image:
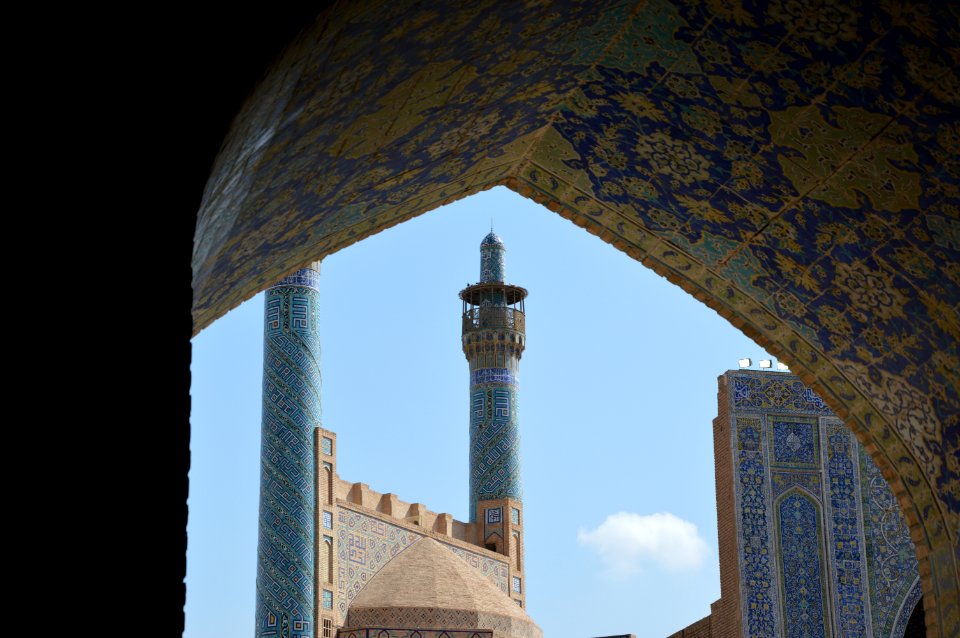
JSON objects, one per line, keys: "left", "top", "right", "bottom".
{"left": 462, "top": 306, "right": 525, "bottom": 333}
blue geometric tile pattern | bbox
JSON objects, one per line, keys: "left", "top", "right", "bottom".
{"left": 825, "top": 422, "right": 867, "bottom": 637}
{"left": 257, "top": 264, "right": 322, "bottom": 638}
{"left": 735, "top": 416, "right": 777, "bottom": 637}
{"left": 470, "top": 385, "right": 521, "bottom": 516}
{"left": 480, "top": 231, "right": 506, "bottom": 283}
{"left": 733, "top": 375, "right": 830, "bottom": 414}
{"left": 777, "top": 491, "right": 828, "bottom": 638}
{"left": 728, "top": 371, "right": 920, "bottom": 638}
{"left": 771, "top": 418, "right": 818, "bottom": 468}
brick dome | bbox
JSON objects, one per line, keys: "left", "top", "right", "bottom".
{"left": 343, "top": 537, "right": 541, "bottom": 638}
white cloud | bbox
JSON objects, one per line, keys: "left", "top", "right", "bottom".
{"left": 577, "top": 511, "right": 709, "bottom": 577}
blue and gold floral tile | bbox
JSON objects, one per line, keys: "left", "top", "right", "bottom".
{"left": 877, "top": 235, "right": 960, "bottom": 303}
{"left": 774, "top": 1, "right": 884, "bottom": 69}
{"left": 685, "top": 187, "right": 770, "bottom": 241}
{"left": 671, "top": 222, "right": 742, "bottom": 269}
{"left": 542, "top": 0, "right": 635, "bottom": 70}
{"left": 827, "top": 46, "right": 916, "bottom": 119}
{"left": 597, "top": 0, "right": 703, "bottom": 80}
{"left": 691, "top": 15, "right": 790, "bottom": 80}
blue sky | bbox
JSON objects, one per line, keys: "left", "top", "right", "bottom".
{"left": 187, "top": 185, "right": 776, "bottom": 637}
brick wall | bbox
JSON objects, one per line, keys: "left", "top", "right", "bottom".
{"left": 666, "top": 614, "right": 711, "bottom": 638}
{"left": 711, "top": 375, "right": 741, "bottom": 638}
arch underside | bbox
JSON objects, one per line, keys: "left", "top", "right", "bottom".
{"left": 192, "top": 1, "right": 960, "bottom": 635}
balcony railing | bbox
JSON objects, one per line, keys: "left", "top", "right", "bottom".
{"left": 462, "top": 306, "right": 525, "bottom": 332}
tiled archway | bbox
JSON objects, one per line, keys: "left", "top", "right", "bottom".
{"left": 192, "top": 2, "right": 959, "bottom": 635}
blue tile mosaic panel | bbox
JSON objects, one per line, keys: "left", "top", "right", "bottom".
{"left": 733, "top": 375, "right": 830, "bottom": 414}
{"left": 480, "top": 232, "right": 506, "bottom": 283}
{"left": 892, "top": 580, "right": 923, "bottom": 638}
{"left": 470, "top": 386, "right": 522, "bottom": 515}
{"left": 729, "top": 372, "right": 920, "bottom": 638}
{"left": 771, "top": 418, "right": 818, "bottom": 468}
{"left": 825, "top": 423, "right": 867, "bottom": 636}
{"left": 771, "top": 471, "right": 821, "bottom": 500}
{"left": 777, "top": 492, "right": 828, "bottom": 638}
{"left": 471, "top": 368, "right": 517, "bottom": 385}
{"left": 735, "top": 416, "right": 776, "bottom": 637}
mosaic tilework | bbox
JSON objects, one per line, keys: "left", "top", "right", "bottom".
{"left": 733, "top": 376, "right": 830, "bottom": 415}
{"left": 445, "top": 544, "right": 509, "bottom": 592}
{"left": 480, "top": 231, "right": 506, "bottom": 283}
{"left": 825, "top": 422, "right": 867, "bottom": 636}
{"left": 859, "top": 445, "right": 921, "bottom": 638}
{"left": 470, "top": 385, "right": 522, "bottom": 518}
{"left": 471, "top": 368, "right": 516, "bottom": 385}
{"left": 892, "top": 579, "right": 923, "bottom": 638}
{"left": 192, "top": 2, "right": 960, "bottom": 627}
{"left": 777, "top": 491, "right": 829, "bottom": 638}
{"left": 274, "top": 268, "right": 321, "bottom": 290}
{"left": 771, "top": 471, "right": 821, "bottom": 500}
{"left": 729, "top": 371, "right": 921, "bottom": 638}
{"left": 472, "top": 390, "right": 485, "bottom": 419}
{"left": 257, "top": 265, "right": 322, "bottom": 638}
{"left": 771, "top": 418, "right": 818, "bottom": 468}
{"left": 336, "top": 510, "right": 509, "bottom": 622}
{"left": 734, "top": 416, "right": 777, "bottom": 637}
{"left": 337, "top": 509, "right": 417, "bottom": 621}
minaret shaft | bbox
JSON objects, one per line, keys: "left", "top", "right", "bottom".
{"left": 256, "top": 263, "right": 322, "bottom": 638}
{"left": 464, "top": 319, "right": 525, "bottom": 518}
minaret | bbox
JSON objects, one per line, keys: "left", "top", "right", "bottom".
{"left": 460, "top": 232, "right": 528, "bottom": 607}
{"left": 256, "top": 263, "right": 322, "bottom": 638}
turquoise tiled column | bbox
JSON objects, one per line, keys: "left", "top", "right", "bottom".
{"left": 256, "top": 263, "right": 322, "bottom": 638}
